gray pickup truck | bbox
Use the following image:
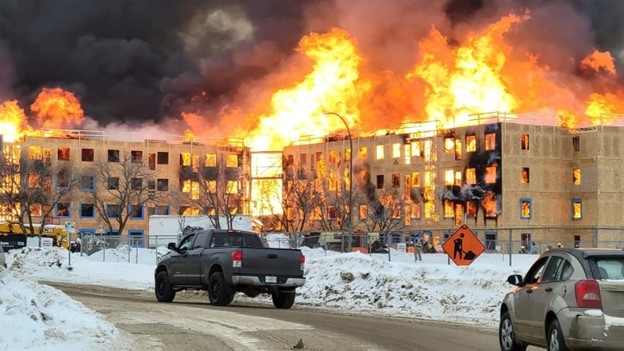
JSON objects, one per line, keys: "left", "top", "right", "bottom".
{"left": 154, "top": 229, "right": 305, "bottom": 309}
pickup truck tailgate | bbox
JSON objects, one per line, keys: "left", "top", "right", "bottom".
{"left": 240, "top": 248, "right": 302, "bottom": 277}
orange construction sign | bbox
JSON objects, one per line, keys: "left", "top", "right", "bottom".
{"left": 442, "top": 225, "right": 485, "bottom": 266}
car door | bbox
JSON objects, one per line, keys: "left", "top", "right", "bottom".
{"left": 523, "top": 255, "right": 567, "bottom": 342}
{"left": 514, "top": 256, "right": 549, "bottom": 339}
{"left": 168, "top": 234, "right": 195, "bottom": 284}
{"left": 184, "top": 231, "right": 209, "bottom": 286}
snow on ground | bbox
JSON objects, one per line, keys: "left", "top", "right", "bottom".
{"left": 0, "top": 235, "right": 539, "bottom": 350}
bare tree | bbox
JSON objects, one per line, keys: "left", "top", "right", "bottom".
{"left": 0, "top": 145, "right": 76, "bottom": 246}
{"left": 359, "top": 185, "right": 406, "bottom": 235}
{"left": 185, "top": 152, "right": 246, "bottom": 230}
{"left": 269, "top": 162, "right": 319, "bottom": 232}
{"left": 85, "top": 152, "right": 160, "bottom": 236}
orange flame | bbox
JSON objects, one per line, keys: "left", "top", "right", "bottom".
{"left": 243, "top": 28, "right": 369, "bottom": 151}
{"left": 30, "top": 87, "right": 84, "bottom": 129}
{"left": 0, "top": 100, "right": 29, "bottom": 142}
{"left": 183, "top": 128, "right": 197, "bottom": 143}
{"left": 581, "top": 50, "right": 616, "bottom": 75}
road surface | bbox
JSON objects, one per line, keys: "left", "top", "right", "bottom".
{"left": 51, "top": 283, "right": 542, "bottom": 351}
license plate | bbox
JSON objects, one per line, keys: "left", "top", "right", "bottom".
{"left": 265, "top": 275, "right": 277, "bottom": 283}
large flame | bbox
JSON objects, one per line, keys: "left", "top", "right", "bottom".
{"left": 31, "top": 87, "right": 84, "bottom": 129}
{"left": 243, "top": 28, "right": 368, "bottom": 151}
{"left": 0, "top": 100, "right": 29, "bottom": 142}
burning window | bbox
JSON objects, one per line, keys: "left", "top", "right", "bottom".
{"left": 108, "top": 177, "right": 119, "bottom": 190}
{"left": 483, "top": 192, "right": 497, "bottom": 218}
{"left": 28, "top": 173, "right": 40, "bottom": 189}
{"left": 57, "top": 147, "right": 70, "bottom": 161}
{"left": 485, "top": 165, "right": 497, "bottom": 184}
{"left": 376, "top": 174, "right": 384, "bottom": 189}
{"left": 520, "top": 198, "right": 532, "bottom": 219}
{"left": 79, "top": 176, "right": 95, "bottom": 191}
{"left": 466, "top": 168, "right": 476, "bottom": 185}
{"left": 376, "top": 145, "right": 385, "bottom": 160}
{"left": 466, "top": 135, "right": 476, "bottom": 152}
{"left": 403, "top": 144, "right": 411, "bottom": 164}
{"left": 329, "top": 170, "right": 337, "bottom": 191}
{"left": 129, "top": 204, "right": 143, "bottom": 219}
{"left": 180, "top": 152, "right": 191, "bottom": 166}
{"left": 443, "top": 199, "right": 454, "bottom": 218}
{"left": 29, "top": 146, "right": 51, "bottom": 161}
{"left": 454, "top": 203, "right": 463, "bottom": 226}
{"left": 157, "top": 179, "right": 169, "bottom": 191}
{"left": 423, "top": 139, "right": 433, "bottom": 162}
{"left": 412, "top": 172, "right": 420, "bottom": 187}
{"left": 455, "top": 138, "right": 462, "bottom": 160}
{"left": 226, "top": 180, "right": 238, "bottom": 194}
{"left": 148, "top": 153, "right": 155, "bottom": 170}
{"left": 571, "top": 198, "right": 582, "bottom": 219}
{"left": 131, "top": 150, "right": 143, "bottom": 163}
{"left": 485, "top": 133, "right": 496, "bottom": 151}
{"left": 157, "top": 152, "right": 168, "bottom": 165}
{"left": 226, "top": 154, "right": 238, "bottom": 168}
{"left": 108, "top": 149, "right": 119, "bottom": 162}
{"left": 444, "top": 169, "right": 454, "bottom": 186}
{"left": 424, "top": 201, "right": 435, "bottom": 220}
{"left": 56, "top": 203, "right": 70, "bottom": 217}
{"left": 521, "top": 168, "right": 530, "bottom": 184}
{"left": 573, "top": 168, "right": 581, "bottom": 185}
{"left": 131, "top": 178, "right": 142, "bottom": 191}
{"left": 359, "top": 147, "right": 367, "bottom": 160}
{"left": 328, "top": 206, "right": 336, "bottom": 219}
{"left": 30, "top": 204, "right": 42, "bottom": 217}
{"left": 466, "top": 201, "right": 477, "bottom": 218}
{"left": 206, "top": 180, "right": 216, "bottom": 193}
{"left": 329, "top": 150, "right": 338, "bottom": 164}
{"left": 411, "top": 202, "right": 421, "bottom": 219}
{"left": 205, "top": 153, "right": 216, "bottom": 167}
{"left": 392, "top": 143, "right": 401, "bottom": 158}
{"left": 573, "top": 136, "right": 580, "bottom": 152}
{"left": 392, "top": 173, "right": 400, "bottom": 188}
{"left": 345, "top": 148, "right": 351, "bottom": 162}
{"left": 404, "top": 175, "right": 410, "bottom": 197}
{"left": 454, "top": 171, "right": 462, "bottom": 186}
{"left": 359, "top": 205, "right": 367, "bottom": 219}
{"left": 81, "top": 148, "right": 94, "bottom": 162}
{"left": 424, "top": 171, "right": 433, "bottom": 187}
{"left": 521, "top": 134, "right": 529, "bottom": 150}
{"left": 3, "top": 144, "right": 20, "bottom": 165}
{"left": 444, "top": 137, "right": 454, "bottom": 153}
{"left": 191, "top": 181, "right": 199, "bottom": 199}
{"left": 411, "top": 140, "right": 421, "bottom": 157}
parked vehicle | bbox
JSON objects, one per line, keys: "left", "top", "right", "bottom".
{"left": 499, "top": 248, "right": 624, "bottom": 351}
{"left": 154, "top": 229, "right": 305, "bottom": 309}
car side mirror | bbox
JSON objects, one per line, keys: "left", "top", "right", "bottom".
{"left": 507, "top": 274, "right": 523, "bottom": 286}
{"left": 167, "top": 242, "right": 178, "bottom": 251}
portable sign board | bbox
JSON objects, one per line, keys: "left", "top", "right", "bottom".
{"left": 442, "top": 225, "right": 485, "bottom": 266}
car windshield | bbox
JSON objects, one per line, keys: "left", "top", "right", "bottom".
{"left": 594, "top": 258, "right": 624, "bottom": 280}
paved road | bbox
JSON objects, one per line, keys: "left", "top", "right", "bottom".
{"left": 51, "top": 283, "right": 541, "bottom": 351}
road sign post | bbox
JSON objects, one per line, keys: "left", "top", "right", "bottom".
{"left": 442, "top": 225, "right": 485, "bottom": 266}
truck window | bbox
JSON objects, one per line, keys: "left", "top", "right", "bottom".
{"left": 242, "top": 234, "right": 264, "bottom": 248}
{"left": 178, "top": 234, "right": 195, "bottom": 251}
{"left": 209, "top": 233, "right": 227, "bottom": 248}
{"left": 192, "top": 232, "right": 209, "bottom": 249}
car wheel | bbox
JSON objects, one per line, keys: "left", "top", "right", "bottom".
{"left": 548, "top": 319, "right": 568, "bottom": 351}
{"left": 272, "top": 289, "right": 296, "bottom": 309}
{"left": 208, "top": 271, "right": 235, "bottom": 306}
{"left": 499, "top": 311, "right": 527, "bottom": 351}
{"left": 155, "top": 271, "right": 176, "bottom": 302}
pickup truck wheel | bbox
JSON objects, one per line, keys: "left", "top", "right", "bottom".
{"left": 272, "top": 290, "right": 296, "bottom": 309}
{"left": 155, "top": 271, "right": 176, "bottom": 302}
{"left": 208, "top": 272, "right": 235, "bottom": 306}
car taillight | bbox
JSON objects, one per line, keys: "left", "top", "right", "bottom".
{"left": 575, "top": 280, "right": 602, "bottom": 308}
{"left": 232, "top": 250, "right": 242, "bottom": 268}
{"left": 300, "top": 254, "right": 305, "bottom": 271}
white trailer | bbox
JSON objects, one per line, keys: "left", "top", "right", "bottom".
{"left": 148, "top": 215, "right": 255, "bottom": 247}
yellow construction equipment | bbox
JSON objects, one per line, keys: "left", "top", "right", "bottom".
{"left": 0, "top": 222, "right": 70, "bottom": 249}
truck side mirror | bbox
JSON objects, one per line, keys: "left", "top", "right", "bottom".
{"left": 167, "top": 242, "right": 177, "bottom": 251}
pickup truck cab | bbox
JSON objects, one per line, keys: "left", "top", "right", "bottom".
{"left": 155, "top": 229, "right": 305, "bottom": 309}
